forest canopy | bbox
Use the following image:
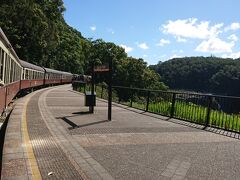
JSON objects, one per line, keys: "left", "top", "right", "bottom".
{"left": 0, "top": 0, "right": 165, "bottom": 90}
{"left": 150, "top": 57, "right": 240, "bottom": 96}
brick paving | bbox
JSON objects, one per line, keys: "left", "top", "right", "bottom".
{"left": 2, "top": 84, "right": 240, "bottom": 180}
{"left": 1, "top": 95, "right": 35, "bottom": 180}
{"left": 27, "top": 91, "right": 84, "bottom": 180}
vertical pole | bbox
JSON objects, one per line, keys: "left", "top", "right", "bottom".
{"left": 146, "top": 91, "right": 150, "bottom": 112}
{"left": 101, "top": 85, "right": 103, "bottom": 98}
{"left": 205, "top": 96, "right": 212, "bottom": 127}
{"left": 108, "top": 58, "right": 112, "bottom": 121}
{"left": 170, "top": 93, "right": 176, "bottom": 117}
{"left": 130, "top": 91, "right": 133, "bottom": 107}
{"left": 90, "top": 62, "right": 94, "bottom": 113}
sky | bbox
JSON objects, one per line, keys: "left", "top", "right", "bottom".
{"left": 63, "top": 0, "right": 240, "bottom": 65}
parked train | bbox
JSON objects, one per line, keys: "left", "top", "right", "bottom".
{"left": 0, "top": 28, "right": 73, "bottom": 115}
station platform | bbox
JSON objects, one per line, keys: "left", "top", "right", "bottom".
{"left": 1, "top": 85, "right": 240, "bottom": 180}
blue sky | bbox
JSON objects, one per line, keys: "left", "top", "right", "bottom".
{"left": 63, "top": 0, "right": 240, "bottom": 65}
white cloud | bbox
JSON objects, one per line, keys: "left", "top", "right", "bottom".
{"left": 160, "top": 54, "right": 166, "bottom": 58}
{"left": 170, "top": 54, "right": 182, "bottom": 59}
{"left": 176, "top": 36, "right": 187, "bottom": 42}
{"left": 162, "top": 18, "right": 223, "bottom": 39}
{"left": 195, "top": 37, "right": 234, "bottom": 53}
{"left": 90, "top": 25, "right": 96, "bottom": 31}
{"left": 225, "top": 22, "right": 240, "bottom": 31}
{"left": 143, "top": 54, "right": 148, "bottom": 58}
{"left": 228, "top": 34, "right": 238, "bottom": 41}
{"left": 137, "top": 43, "right": 149, "bottom": 50}
{"left": 120, "top": 44, "right": 133, "bottom": 53}
{"left": 156, "top": 39, "right": 170, "bottom": 46}
{"left": 222, "top": 52, "right": 240, "bottom": 59}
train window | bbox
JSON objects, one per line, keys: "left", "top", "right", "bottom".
{"left": 9, "top": 58, "right": 12, "bottom": 83}
{"left": 4, "top": 55, "right": 9, "bottom": 84}
{"left": 11, "top": 61, "right": 14, "bottom": 82}
{"left": 16, "top": 63, "right": 20, "bottom": 81}
{"left": 15, "top": 62, "right": 17, "bottom": 81}
{"left": 15, "top": 65, "right": 18, "bottom": 81}
{"left": 11, "top": 61, "right": 15, "bottom": 82}
{"left": 25, "top": 69, "right": 29, "bottom": 80}
{"left": 17, "top": 66, "right": 21, "bottom": 81}
{"left": 21, "top": 68, "right": 24, "bottom": 80}
{"left": 13, "top": 62, "right": 15, "bottom": 82}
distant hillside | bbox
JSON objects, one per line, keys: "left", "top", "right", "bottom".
{"left": 150, "top": 57, "right": 240, "bottom": 96}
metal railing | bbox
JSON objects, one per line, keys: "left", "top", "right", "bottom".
{"left": 76, "top": 83, "right": 240, "bottom": 133}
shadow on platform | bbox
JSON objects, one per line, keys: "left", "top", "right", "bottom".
{"left": 57, "top": 116, "right": 109, "bottom": 130}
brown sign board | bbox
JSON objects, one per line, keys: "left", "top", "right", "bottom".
{"left": 94, "top": 64, "right": 109, "bottom": 72}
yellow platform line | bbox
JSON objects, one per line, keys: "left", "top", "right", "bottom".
{"left": 22, "top": 97, "right": 42, "bottom": 180}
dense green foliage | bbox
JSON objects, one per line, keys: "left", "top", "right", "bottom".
{"left": 150, "top": 57, "right": 240, "bottom": 96}
{"left": 0, "top": 0, "right": 88, "bottom": 74}
{"left": 0, "top": 0, "right": 165, "bottom": 90}
{"left": 88, "top": 39, "right": 167, "bottom": 90}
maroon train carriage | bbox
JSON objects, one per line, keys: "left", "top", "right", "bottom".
{"left": 44, "top": 68, "right": 73, "bottom": 85}
{"left": 60, "top": 71, "right": 73, "bottom": 84}
{"left": 0, "top": 28, "right": 74, "bottom": 115}
{"left": 20, "top": 60, "right": 45, "bottom": 89}
{"left": 0, "top": 28, "right": 22, "bottom": 114}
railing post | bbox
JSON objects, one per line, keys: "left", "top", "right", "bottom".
{"left": 170, "top": 93, "right": 176, "bottom": 117}
{"left": 130, "top": 92, "right": 133, "bottom": 107}
{"left": 146, "top": 91, "right": 150, "bottom": 112}
{"left": 101, "top": 85, "right": 103, "bottom": 98}
{"left": 205, "top": 96, "right": 212, "bottom": 127}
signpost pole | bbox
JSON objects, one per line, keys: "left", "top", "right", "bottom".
{"left": 108, "top": 58, "right": 112, "bottom": 121}
{"left": 90, "top": 62, "right": 95, "bottom": 113}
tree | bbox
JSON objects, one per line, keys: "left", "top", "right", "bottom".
{"left": 151, "top": 56, "right": 240, "bottom": 96}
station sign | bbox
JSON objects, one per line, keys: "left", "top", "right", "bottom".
{"left": 94, "top": 64, "right": 109, "bottom": 72}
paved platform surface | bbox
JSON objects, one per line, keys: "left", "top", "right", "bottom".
{"left": 2, "top": 84, "right": 240, "bottom": 180}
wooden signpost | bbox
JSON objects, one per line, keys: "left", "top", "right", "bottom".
{"left": 93, "top": 62, "right": 112, "bottom": 121}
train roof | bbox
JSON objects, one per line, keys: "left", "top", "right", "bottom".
{"left": 44, "top": 67, "right": 72, "bottom": 75}
{"left": 0, "top": 28, "right": 21, "bottom": 63}
{"left": 20, "top": 60, "right": 45, "bottom": 72}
